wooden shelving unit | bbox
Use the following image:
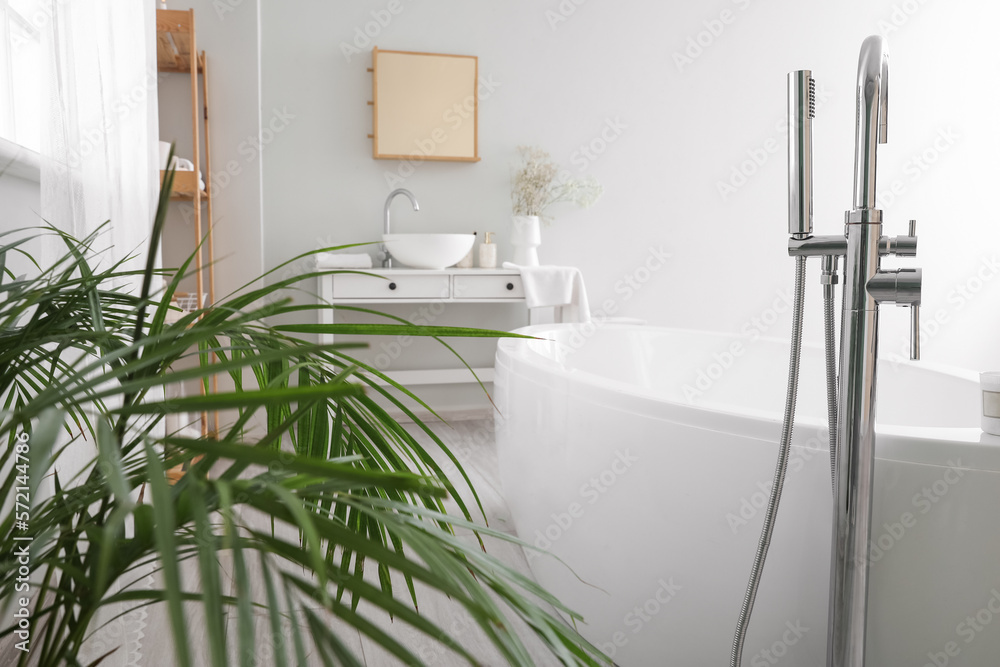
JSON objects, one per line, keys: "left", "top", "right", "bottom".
{"left": 156, "top": 8, "right": 217, "bottom": 439}
{"left": 160, "top": 170, "right": 208, "bottom": 200}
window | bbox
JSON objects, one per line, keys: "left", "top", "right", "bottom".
{"left": 0, "top": 0, "right": 41, "bottom": 152}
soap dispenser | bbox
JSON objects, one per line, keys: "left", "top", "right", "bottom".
{"left": 478, "top": 232, "right": 497, "bottom": 269}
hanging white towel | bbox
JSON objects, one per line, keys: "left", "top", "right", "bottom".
{"left": 315, "top": 252, "right": 374, "bottom": 269}
{"left": 503, "top": 262, "right": 591, "bottom": 323}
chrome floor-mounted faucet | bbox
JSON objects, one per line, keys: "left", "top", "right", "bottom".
{"left": 381, "top": 188, "right": 420, "bottom": 268}
{"left": 732, "top": 35, "right": 922, "bottom": 667}
{"left": 787, "top": 36, "right": 922, "bottom": 666}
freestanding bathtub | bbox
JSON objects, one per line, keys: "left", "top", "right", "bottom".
{"left": 495, "top": 324, "right": 1000, "bottom": 666}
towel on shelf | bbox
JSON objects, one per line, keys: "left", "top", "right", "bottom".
{"left": 503, "top": 262, "right": 591, "bottom": 323}
{"left": 169, "top": 158, "right": 206, "bottom": 191}
{"left": 315, "top": 252, "right": 374, "bottom": 269}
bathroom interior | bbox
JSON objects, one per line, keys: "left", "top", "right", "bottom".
{"left": 2, "top": 0, "right": 1000, "bottom": 665}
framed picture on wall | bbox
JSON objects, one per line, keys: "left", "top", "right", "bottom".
{"left": 371, "top": 47, "right": 480, "bottom": 162}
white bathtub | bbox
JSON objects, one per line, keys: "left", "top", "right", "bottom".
{"left": 495, "top": 324, "right": 1000, "bottom": 666}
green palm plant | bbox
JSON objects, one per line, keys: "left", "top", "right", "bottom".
{"left": 0, "top": 168, "right": 610, "bottom": 666}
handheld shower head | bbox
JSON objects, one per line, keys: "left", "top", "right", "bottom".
{"left": 788, "top": 70, "right": 815, "bottom": 238}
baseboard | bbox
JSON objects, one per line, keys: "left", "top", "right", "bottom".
{"left": 386, "top": 406, "right": 496, "bottom": 424}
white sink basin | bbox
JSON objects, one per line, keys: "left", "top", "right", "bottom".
{"left": 382, "top": 233, "right": 475, "bottom": 270}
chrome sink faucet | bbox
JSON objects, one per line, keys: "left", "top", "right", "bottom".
{"left": 381, "top": 188, "right": 420, "bottom": 268}
{"left": 786, "top": 36, "right": 922, "bottom": 667}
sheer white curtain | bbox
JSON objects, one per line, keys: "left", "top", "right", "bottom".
{"left": 39, "top": 3, "right": 159, "bottom": 665}
{"left": 40, "top": 0, "right": 159, "bottom": 275}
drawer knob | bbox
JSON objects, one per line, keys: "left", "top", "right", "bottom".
{"left": 506, "top": 282, "right": 514, "bottom": 290}
{"left": 388, "top": 282, "right": 397, "bottom": 291}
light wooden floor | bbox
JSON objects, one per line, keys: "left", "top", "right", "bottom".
{"left": 71, "top": 417, "right": 566, "bottom": 667}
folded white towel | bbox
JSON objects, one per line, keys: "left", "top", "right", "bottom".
{"left": 316, "top": 252, "right": 374, "bottom": 269}
{"left": 166, "top": 159, "right": 207, "bottom": 191}
{"left": 503, "top": 262, "right": 591, "bottom": 323}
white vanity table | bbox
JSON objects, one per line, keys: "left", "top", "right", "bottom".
{"left": 318, "top": 268, "right": 528, "bottom": 385}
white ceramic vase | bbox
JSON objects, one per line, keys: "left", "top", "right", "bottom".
{"left": 510, "top": 215, "right": 541, "bottom": 266}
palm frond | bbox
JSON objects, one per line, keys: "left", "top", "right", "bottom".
{"left": 0, "top": 178, "right": 610, "bottom": 666}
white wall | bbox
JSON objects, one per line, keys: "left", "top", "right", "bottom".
{"left": 253, "top": 0, "right": 1000, "bottom": 408}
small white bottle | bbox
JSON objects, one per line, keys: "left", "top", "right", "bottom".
{"left": 456, "top": 232, "right": 476, "bottom": 268}
{"left": 478, "top": 232, "right": 497, "bottom": 268}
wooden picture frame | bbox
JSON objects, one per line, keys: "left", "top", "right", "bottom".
{"left": 371, "top": 47, "right": 480, "bottom": 162}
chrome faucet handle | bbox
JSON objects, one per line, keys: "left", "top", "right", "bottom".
{"left": 868, "top": 267, "right": 922, "bottom": 360}
{"left": 898, "top": 222, "right": 920, "bottom": 360}
{"left": 879, "top": 219, "right": 918, "bottom": 258}
{"left": 906, "top": 223, "right": 920, "bottom": 360}
{"left": 867, "top": 267, "right": 920, "bottom": 303}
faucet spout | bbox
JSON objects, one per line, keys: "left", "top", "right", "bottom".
{"left": 878, "top": 50, "right": 888, "bottom": 145}
{"left": 853, "top": 35, "right": 889, "bottom": 210}
{"left": 382, "top": 188, "right": 420, "bottom": 268}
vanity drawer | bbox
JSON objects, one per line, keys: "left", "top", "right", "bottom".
{"left": 453, "top": 274, "right": 525, "bottom": 299}
{"left": 332, "top": 273, "right": 450, "bottom": 299}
